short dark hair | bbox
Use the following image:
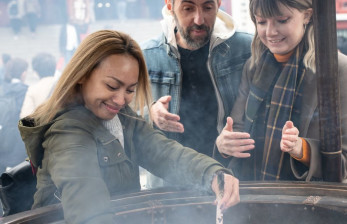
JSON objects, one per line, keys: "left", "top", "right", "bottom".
{"left": 4, "top": 58, "right": 28, "bottom": 81}
{"left": 2, "top": 53, "right": 11, "bottom": 64}
{"left": 32, "top": 53, "right": 56, "bottom": 78}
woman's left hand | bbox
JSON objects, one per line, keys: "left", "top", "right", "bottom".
{"left": 280, "top": 121, "right": 303, "bottom": 158}
{"left": 211, "top": 172, "right": 240, "bottom": 212}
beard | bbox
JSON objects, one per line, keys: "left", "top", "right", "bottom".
{"left": 173, "top": 13, "right": 212, "bottom": 50}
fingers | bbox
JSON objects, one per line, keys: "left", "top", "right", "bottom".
{"left": 282, "top": 133, "right": 299, "bottom": 142}
{"left": 221, "top": 139, "right": 255, "bottom": 157}
{"left": 281, "top": 139, "right": 296, "bottom": 152}
{"left": 156, "top": 109, "right": 183, "bottom": 132}
{"left": 157, "top": 117, "right": 184, "bottom": 132}
{"left": 280, "top": 121, "right": 303, "bottom": 157}
{"left": 216, "top": 130, "right": 254, "bottom": 158}
{"left": 281, "top": 121, "right": 299, "bottom": 151}
{"left": 214, "top": 174, "right": 240, "bottom": 212}
{"left": 150, "top": 96, "right": 184, "bottom": 133}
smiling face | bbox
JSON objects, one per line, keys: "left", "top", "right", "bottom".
{"left": 255, "top": 3, "right": 312, "bottom": 55}
{"left": 80, "top": 54, "right": 139, "bottom": 120}
{"left": 168, "top": 0, "right": 220, "bottom": 50}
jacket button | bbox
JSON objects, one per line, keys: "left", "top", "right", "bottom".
{"left": 117, "top": 152, "right": 122, "bottom": 157}
{"left": 103, "top": 157, "right": 109, "bottom": 162}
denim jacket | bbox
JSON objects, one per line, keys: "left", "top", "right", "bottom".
{"left": 141, "top": 7, "right": 252, "bottom": 160}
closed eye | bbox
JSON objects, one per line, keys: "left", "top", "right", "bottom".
{"left": 107, "top": 84, "right": 118, "bottom": 91}
{"left": 183, "top": 6, "right": 193, "bottom": 11}
{"left": 278, "top": 19, "right": 289, "bottom": 24}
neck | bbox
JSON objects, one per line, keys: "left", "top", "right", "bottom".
{"left": 273, "top": 50, "right": 294, "bottom": 63}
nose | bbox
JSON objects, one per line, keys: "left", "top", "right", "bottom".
{"left": 112, "top": 91, "right": 125, "bottom": 106}
{"left": 194, "top": 8, "right": 204, "bottom": 25}
{"left": 266, "top": 22, "right": 278, "bottom": 36}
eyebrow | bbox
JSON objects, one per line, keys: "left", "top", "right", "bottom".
{"left": 107, "top": 76, "right": 138, "bottom": 87}
{"left": 181, "top": 0, "right": 215, "bottom": 4}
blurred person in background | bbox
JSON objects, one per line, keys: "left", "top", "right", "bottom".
{"left": 0, "top": 54, "right": 12, "bottom": 86}
{"left": 59, "top": 18, "right": 79, "bottom": 67}
{"left": 23, "top": 0, "right": 41, "bottom": 37}
{"left": 18, "top": 30, "right": 239, "bottom": 223}
{"left": 117, "top": 0, "right": 127, "bottom": 22}
{"left": 0, "top": 58, "right": 28, "bottom": 173}
{"left": 7, "top": 0, "right": 24, "bottom": 40}
{"left": 69, "top": 0, "right": 91, "bottom": 41}
{"left": 20, "top": 53, "right": 57, "bottom": 118}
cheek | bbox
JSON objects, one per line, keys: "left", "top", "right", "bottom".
{"left": 256, "top": 26, "right": 265, "bottom": 37}
{"left": 125, "top": 94, "right": 135, "bottom": 104}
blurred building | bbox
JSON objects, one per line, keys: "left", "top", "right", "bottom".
{"left": 337, "top": 0, "right": 347, "bottom": 37}
{"left": 0, "top": 0, "right": 162, "bottom": 27}
{"left": 229, "top": 0, "right": 254, "bottom": 34}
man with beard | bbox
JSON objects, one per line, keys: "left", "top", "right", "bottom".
{"left": 141, "top": 0, "right": 252, "bottom": 187}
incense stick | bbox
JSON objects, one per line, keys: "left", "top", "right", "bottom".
{"left": 216, "top": 171, "right": 224, "bottom": 224}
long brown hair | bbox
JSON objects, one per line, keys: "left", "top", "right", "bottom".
{"left": 30, "top": 30, "right": 152, "bottom": 125}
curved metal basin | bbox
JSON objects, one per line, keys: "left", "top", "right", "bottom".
{"left": 1, "top": 181, "right": 347, "bottom": 224}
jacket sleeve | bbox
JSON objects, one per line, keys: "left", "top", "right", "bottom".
{"left": 230, "top": 59, "right": 253, "bottom": 132}
{"left": 44, "top": 119, "right": 114, "bottom": 224}
{"left": 339, "top": 53, "right": 347, "bottom": 181}
{"left": 131, "top": 116, "right": 231, "bottom": 192}
{"left": 292, "top": 53, "right": 347, "bottom": 182}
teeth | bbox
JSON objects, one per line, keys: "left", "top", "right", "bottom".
{"left": 270, "top": 39, "right": 281, "bottom": 43}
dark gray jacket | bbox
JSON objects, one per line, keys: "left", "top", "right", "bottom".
{"left": 19, "top": 105, "right": 230, "bottom": 223}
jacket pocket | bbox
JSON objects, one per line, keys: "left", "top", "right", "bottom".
{"left": 149, "top": 70, "right": 177, "bottom": 99}
{"left": 215, "top": 61, "right": 245, "bottom": 78}
{"left": 97, "top": 140, "right": 137, "bottom": 193}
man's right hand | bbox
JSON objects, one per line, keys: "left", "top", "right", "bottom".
{"left": 150, "top": 96, "right": 184, "bottom": 133}
{"left": 216, "top": 117, "right": 255, "bottom": 158}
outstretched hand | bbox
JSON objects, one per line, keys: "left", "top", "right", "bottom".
{"left": 216, "top": 117, "right": 255, "bottom": 158}
{"left": 150, "top": 95, "right": 184, "bottom": 133}
{"left": 280, "top": 121, "right": 303, "bottom": 158}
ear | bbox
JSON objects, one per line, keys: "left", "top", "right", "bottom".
{"left": 217, "top": 0, "right": 221, "bottom": 8}
{"left": 21, "top": 71, "right": 27, "bottom": 82}
{"left": 166, "top": 0, "right": 173, "bottom": 11}
{"left": 304, "top": 8, "right": 313, "bottom": 24}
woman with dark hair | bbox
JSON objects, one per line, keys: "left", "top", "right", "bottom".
{"left": 216, "top": 0, "right": 347, "bottom": 182}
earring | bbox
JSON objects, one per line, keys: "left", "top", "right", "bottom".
{"left": 304, "top": 24, "right": 307, "bottom": 30}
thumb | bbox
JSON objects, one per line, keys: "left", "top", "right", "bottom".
{"left": 158, "top": 95, "right": 172, "bottom": 104}
{"left": 224, "top": 117, "right": 233, "bottom": 132}
{"left": 286, "top": 121, "right": 294, "bottom": 128}
{"left": 283, "top": 121, "right": 293, "bottom": 133}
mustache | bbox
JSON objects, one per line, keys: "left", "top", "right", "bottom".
{"left": 188, "top": 24, "right": 209, "bottom": 32}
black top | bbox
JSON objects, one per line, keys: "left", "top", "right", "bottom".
{"left": 177, "top": 43, "right": 218, "bottom": 157}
